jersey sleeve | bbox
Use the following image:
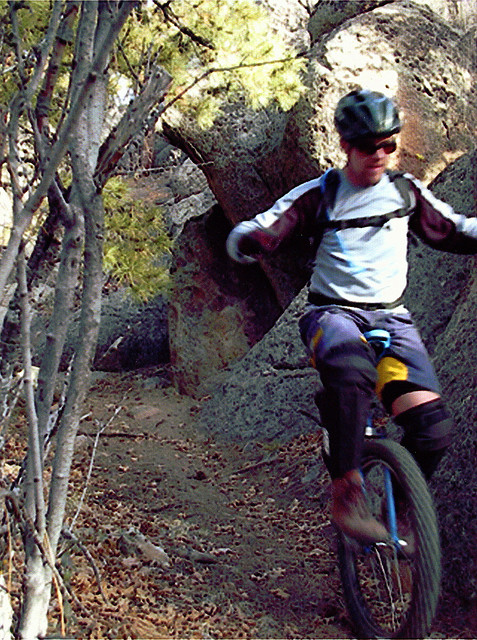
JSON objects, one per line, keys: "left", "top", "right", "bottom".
{"left": 406, "top": 174, "right": 477, "bottom": 254}
{"left": 226, "top": 177, "right": 324, "bottom": 261}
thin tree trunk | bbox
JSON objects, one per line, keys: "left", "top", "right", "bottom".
{"left": 46, "top": 189, "right": 104, "bottom": 557}
{"left": 35, "top": 207, "right": 83, "bottom": 442}
{"left": 45, "top": 1, "right": 108, "bottom": 554}
{"left": 17, "top": 249, "right": 50, "bottom": 640}
{"left": 0, "top": 575, "right": 12, "bottom": 640}
{"left": 17, "top": 2, "right": 137, "bottom": 633}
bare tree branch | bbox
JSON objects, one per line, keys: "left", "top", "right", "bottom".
{"left": 17, "top": 248, "right": 46, "bottom": 536}
{"left": 153, "top": 0, "right": 214, "bottom": 49}
{"left": 61, "top": 528, "right": 109, "bottom": 604}
{"left": 69, "top": 406, "right": 122, "bottom": 532}
{"left": 95, "top": 65, "right": 172, "bottom": 186}
{"left": 0, "top": 0, "right": 138, "bottom": 295}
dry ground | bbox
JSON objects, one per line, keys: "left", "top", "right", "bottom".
{"left": 4, "top": 367, "right": 473, "bottom": 638}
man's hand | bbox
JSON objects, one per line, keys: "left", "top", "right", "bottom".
{"left": 226, "top": 222, "right": 263, "bottom": 264}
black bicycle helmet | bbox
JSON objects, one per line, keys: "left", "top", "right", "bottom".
{"left": 334, "top": 89, "right": 401, "bottom": 141}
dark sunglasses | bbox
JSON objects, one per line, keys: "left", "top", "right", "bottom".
{"left": 353, "top": 139, "right": 397, "bottom": 155}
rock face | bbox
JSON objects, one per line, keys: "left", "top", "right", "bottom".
{"left": 167, "top": 205, "right": 282, "bottom": 394}
{"left": 165, "top": 0, "right": 477, "bottom": 395}
{"left": 416, "top": 150, "right": 477, "bottom": 612}
{"left": 35, "top": 289, "right": 171, "bottom": 372}
{"left": 93, "top": 290, "right": 170, "bottom": 371}
{"left": 196, "top": 287, "right": 320, "bottom": 442}
{"left": 197, "top": 149, "right": 477, "bottom": 622}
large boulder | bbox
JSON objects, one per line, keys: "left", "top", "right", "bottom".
{"left": 32, "top": 288, "right": 171, "bottom": 372}
{"left": 93, "top": 290, "right": 170, "bottom": 371}
{"left": 195, "top": 287, "right": 319, "bottom": 442}
{"left": 165, "top": 0, "right": 477, "bottom": 395}
{"left": 416, "top": 150, "right": 477, "bottom": 616}
{"left": 167, "top": 205, "right": 282, "bottom": 394}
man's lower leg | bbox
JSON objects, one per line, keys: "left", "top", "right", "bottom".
{"left": 316, "top": 383, "right": 388, "bottom": 544}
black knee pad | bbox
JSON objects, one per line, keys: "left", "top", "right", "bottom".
{"left": 395, "top": 398, "right": 453, "bottom": 479}
{"left": 314, "top": 382, "right": 374, "bottom": 479}
{"left": 314, "top": 343, "right": 377, "bottom": 479}
{"left": 394, "top": 398, "right": 453, "bottom": 452}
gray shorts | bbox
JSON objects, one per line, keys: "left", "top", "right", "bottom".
{"left": 299, "top": 305, "right": 441, "bottom": 403}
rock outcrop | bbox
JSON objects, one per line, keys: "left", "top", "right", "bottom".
{"left": 165, "top": 0, "right": 477, "bottom": 395}
{"left": 417, "top": 150, "right": 477, "bottom": 613}
{"left": 167, "top": 205, "right": 282, "bottom": 394}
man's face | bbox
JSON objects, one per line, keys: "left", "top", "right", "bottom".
{"left": 341, "top": 136, "right": 397, "bottom": 187}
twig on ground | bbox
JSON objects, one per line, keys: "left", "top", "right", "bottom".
{"left": 61, "top": 528, "right": 109, "bottom": 603}
{"left": 234, "top": 455, "right": 279, "bottom": 475}
{"left": 69, "top": 405, "right": 123, "bottom": 531}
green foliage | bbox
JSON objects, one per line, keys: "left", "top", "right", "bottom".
{"left": 119, "top": 0, "right": 307, "bottom": 128}
{"left": 0, "top": 0, "right": 51, "bottom": 48}
{"left": 103, "top": 177, "right": 171, "bottom": 301}
{"left": 0, "top": 0, "right": 53, "bottom": 104}
{"left": 0, "top": 0, "right": 305, "bottom": 131}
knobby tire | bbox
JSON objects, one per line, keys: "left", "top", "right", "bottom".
{"left": 336, "top": 439, "right": 441, "bottom": 639}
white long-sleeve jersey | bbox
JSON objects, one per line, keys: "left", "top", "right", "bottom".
{"left": 227, "top": 169, "right": 477, "bottom": 307}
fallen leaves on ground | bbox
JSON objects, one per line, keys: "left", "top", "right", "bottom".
{"left": 0, "top": 369, "right": 470, "bottom": 639}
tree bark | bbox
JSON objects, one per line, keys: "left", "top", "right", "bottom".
{"left": 309, "top": 0, "right": 395, "bottom": 41}
{"left": 17, "top": 249, "right": 50, "bottom": 639}
{"left": 15, "top": 3, "right": 139, "bottom": 636}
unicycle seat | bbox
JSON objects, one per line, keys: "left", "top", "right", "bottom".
{"left": 363, "top": 329, "right": 391, "bottom": 354}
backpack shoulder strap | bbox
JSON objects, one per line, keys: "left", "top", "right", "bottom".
{"left": 320, "top": 167, "right": 341, "bottom": 216}
{"left": 386, "top": 170, "right": 415, "bottom": 211}
{"left": 304, "top": 169, "right": 340, "bottom": 271}
{"left": 319, "top": 169, "right": 415, "bottom": 231}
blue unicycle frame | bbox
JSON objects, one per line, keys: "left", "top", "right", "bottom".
{"left": 363, "top": 329, "right": 400, "bottom": 548}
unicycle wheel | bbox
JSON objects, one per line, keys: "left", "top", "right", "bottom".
{"left": 336, "top": 439, "right": 441, "bottom": 639}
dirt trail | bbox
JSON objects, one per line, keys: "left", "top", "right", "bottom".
{"left": 60, "top": 367, "right": 467, "bottom": 639}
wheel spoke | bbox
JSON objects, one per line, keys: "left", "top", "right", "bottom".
{"left": 336, "top": 439, "right": 441, "bottom": 639}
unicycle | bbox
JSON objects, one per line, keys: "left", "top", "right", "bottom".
{"left": 335, "top": 330, "right": 442, "bottom": 639}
